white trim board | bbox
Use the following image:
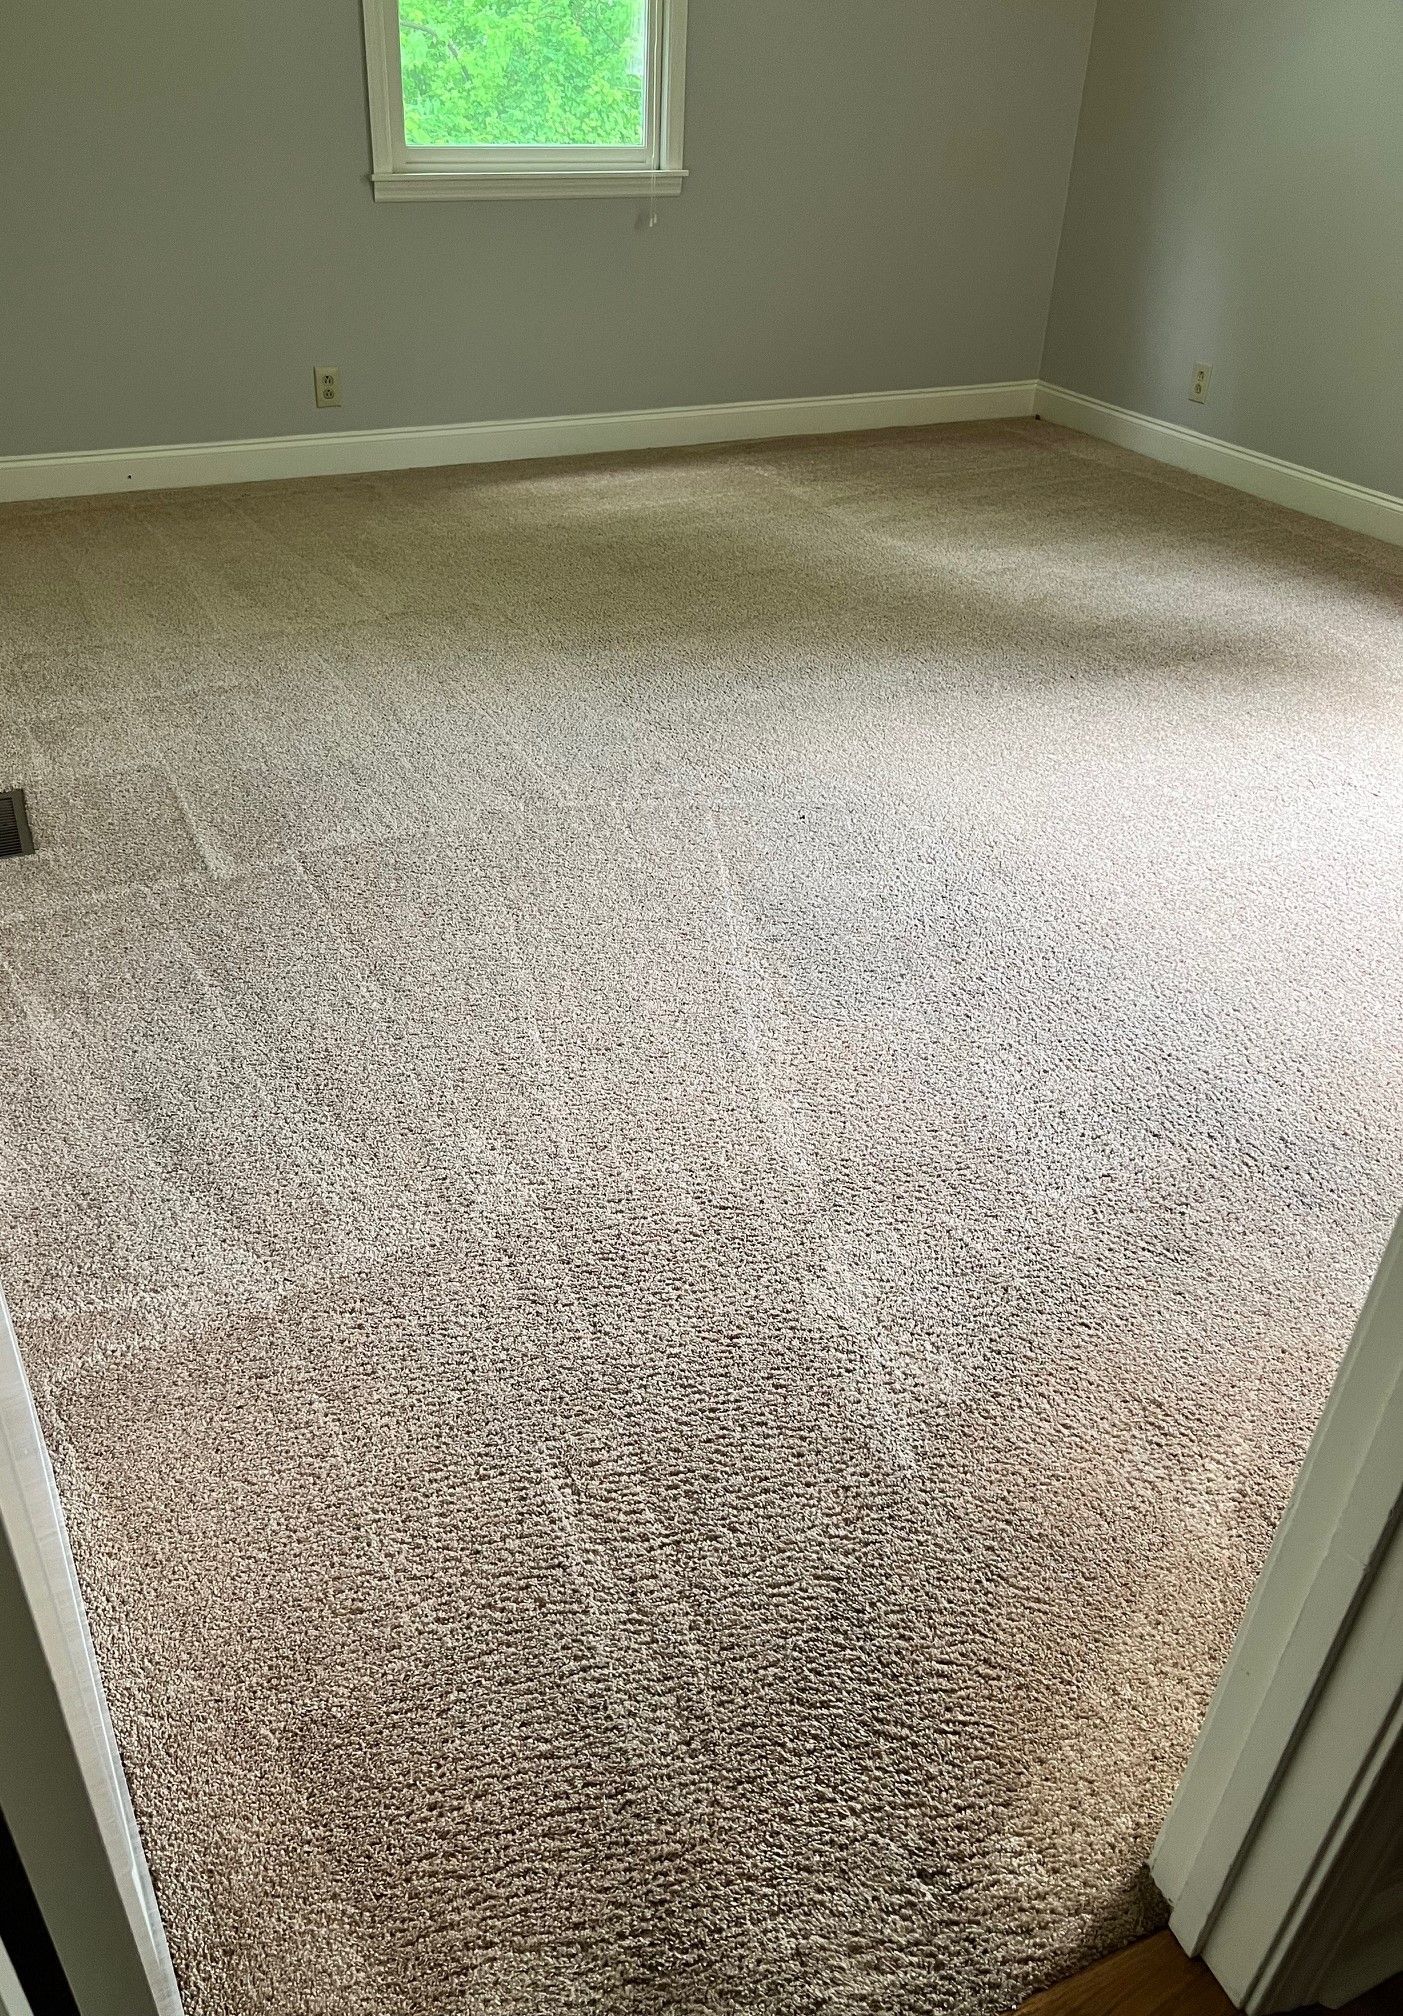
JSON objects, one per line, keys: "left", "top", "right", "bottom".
{"left": 1035, "top": 383, "right": 1403, "bottom": 549}
{"left": 0, "top": 1286, "right": 183, "bottom": 2016}
{"left": 1152, "top": 1213, "right": 1403, "bottom": 2012}
{"left": 0, "top": 381, "right": 1038, "bottom": 503}
{"left": 7, "top": 379, "right": 1398, "bottom": 541}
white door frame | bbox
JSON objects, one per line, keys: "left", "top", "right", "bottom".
{"left": 1153, "top": 1212, "right": 1403, "bottom": 2011}
{"left": 0, "top": 1287, "right": 183, "bottom": 2016}
{"left": 0, "top": 1937, "right": 38, "bottom": 2016}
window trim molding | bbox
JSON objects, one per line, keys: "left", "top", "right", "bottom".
{"left": 362, "top": 0, "right": 688, "bottom": 202}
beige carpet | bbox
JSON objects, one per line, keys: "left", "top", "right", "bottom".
{"left": 1, "top": 420, "right": 1400, "bottom": 2016}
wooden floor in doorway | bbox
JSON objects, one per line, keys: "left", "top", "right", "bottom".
{"left": 1014, "top": 1932, "right": 1402, "bottom": 2016}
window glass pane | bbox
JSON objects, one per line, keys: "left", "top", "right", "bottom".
{"left": 399, "top": 0, "right": 649, "bottom": 148}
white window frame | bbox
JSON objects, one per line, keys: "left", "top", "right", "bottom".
{"left": 362, "top": 0, "right": 687, "bottom": 201}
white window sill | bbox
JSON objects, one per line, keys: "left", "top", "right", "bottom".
{"left": 371, "top": 169, "right": 687, "bottom": 203}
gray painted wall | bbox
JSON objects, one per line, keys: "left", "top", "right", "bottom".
{"left": 3, "top": 1, "right": 1096, "bottom": 458}
{"left": 1042, "top": 0, "right": 1403, "bottom": 497}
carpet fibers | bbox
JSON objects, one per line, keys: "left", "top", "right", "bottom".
{"left": 0, "top": 421, "right": 1400, "bottom": 2016}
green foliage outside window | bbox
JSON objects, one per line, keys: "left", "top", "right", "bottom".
{"left": 399, "top": 0, "right": 648, "bottom": 148}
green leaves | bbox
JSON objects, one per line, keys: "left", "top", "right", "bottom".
{"left": 400, "top": 0, "right": 648, "bottom": 148}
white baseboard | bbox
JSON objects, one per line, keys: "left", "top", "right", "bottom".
{"left": 11, "top": 378, "right": 1396, "bottom": 546}
{"left": 0, "top": 380, "right": 1038, "bottom": 503}
{"left": 1035, "top": 382, "right": 1403, "bottom": 549}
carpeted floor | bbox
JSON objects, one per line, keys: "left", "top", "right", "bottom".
{"left": 0, "top": 419, "right": 1400, "bottom": 2016}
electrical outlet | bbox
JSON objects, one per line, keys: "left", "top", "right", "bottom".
{"left": 1190, "top": 362, "right": 1213, "bottom": 404}
{"left": 314, "top": 366, "right": 342, "bottom": 410}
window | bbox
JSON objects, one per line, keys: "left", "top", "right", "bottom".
{"left": 362, "top": 0, "right": 687, "bottom": 201}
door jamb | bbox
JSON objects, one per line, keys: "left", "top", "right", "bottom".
{"left": 0, "top": 1288, "right": 183, "bottom": 2016}
{"left": 1152, "top": 1215, "right": 1403, "bottom": 2012}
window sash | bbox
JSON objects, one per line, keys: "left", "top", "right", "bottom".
{"left": 377, "top": 0, "right": 669, "bottom": 176}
